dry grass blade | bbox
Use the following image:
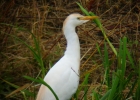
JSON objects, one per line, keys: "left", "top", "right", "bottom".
{"left": 5, "top": 84, "right": 30, "bottom": 98}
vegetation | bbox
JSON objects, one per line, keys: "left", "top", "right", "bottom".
{"left": 0, "top": 0, "right": 139, "bottom": 100}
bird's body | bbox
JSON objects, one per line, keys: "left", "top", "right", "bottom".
{"left": 37, "top": 55, "right": 79, "bottom": 100}
{"left": 36, "top": 13, "right": 97, "bottom": 100}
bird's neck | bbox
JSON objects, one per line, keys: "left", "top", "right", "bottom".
{"left": 63, "top": 25, "right": 80, "bottom": 61}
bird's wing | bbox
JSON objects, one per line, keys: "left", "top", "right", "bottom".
{"left": 37, "top": 56, "right": 79, "bottom": 100}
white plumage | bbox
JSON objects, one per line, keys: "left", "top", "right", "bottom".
{"left": 36, "top": 13, "right": 97, "bottom": 100}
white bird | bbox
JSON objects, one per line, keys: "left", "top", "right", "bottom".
{"left": 36, "top": 13, "right": 98, "bottom": 100}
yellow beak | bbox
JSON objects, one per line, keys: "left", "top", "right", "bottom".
{"left": 79, "top": 16, "right": 98, "bottom": 20}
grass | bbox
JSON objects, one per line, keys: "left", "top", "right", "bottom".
{"left": 0, "top": 0, "right": 139, "bottom": 100}
{"left": 73, "top": 36, "right": 140, "bottom": 100}
{"left": 73, "top": 3, "right": 140, "bottom": 100}
{"left": 0, "top": 24, "right": 59, "bottom": 100}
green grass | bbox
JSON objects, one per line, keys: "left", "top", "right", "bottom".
{"left": 11, "top": 25, "right": 59, "bottom": 100}
{"left": 0, "top": 24, "right": 58, "bottom": 99}
{"left": 72, "top": 36, "right": 140, "bottom": 100}
{"left": 70, "top": 3, "right": 140, "bottom": 100}
{"left": 0, "top": 23, "right": 46, "bottom": 77}
{"left": 77, "top": 2, "right": 117, "bottom": 56}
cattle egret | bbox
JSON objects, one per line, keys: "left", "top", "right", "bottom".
{"left": 36, "top": 13, "right": 98, "bottom": 100}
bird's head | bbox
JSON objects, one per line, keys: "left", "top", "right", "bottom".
{"left": 63, "top": 13, "right": 98, "bottom": 27}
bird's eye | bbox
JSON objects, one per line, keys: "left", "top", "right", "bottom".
{"left": 77, "top": 17, "right": 80, "bottom": 20}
